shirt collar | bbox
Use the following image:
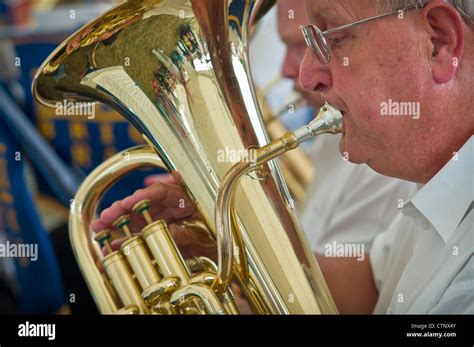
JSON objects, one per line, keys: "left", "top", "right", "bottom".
{"left": 401, "top": 136, "right": 473, "bottom": 243}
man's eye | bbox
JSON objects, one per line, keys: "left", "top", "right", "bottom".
{"left": 328, "top": 35, "right": 346, "bottom": 45}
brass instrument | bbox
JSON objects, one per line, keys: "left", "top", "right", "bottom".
{"left": 257, "top": 87, "right": 314, "bottom": 204}
{"left": 33, "top": 0, "right": 342, "bottom": 314}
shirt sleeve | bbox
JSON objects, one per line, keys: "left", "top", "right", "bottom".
{"left": 369, "top": 231, "right": 389, "bottom": 292}
{"left": 369, "top": 213, "right": 406, "bottom": 292}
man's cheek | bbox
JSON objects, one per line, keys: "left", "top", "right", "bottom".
{"left": 342, "top": 109, "right": 376, "bottom": 146}
{"left": 340, "top": 115, "right": 358, "bottom": 145}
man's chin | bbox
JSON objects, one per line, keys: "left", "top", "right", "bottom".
{"left": 339, "top": 135, "right": 367, "bottom": 164}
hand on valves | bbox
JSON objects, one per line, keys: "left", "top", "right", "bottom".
{"left": 91, "top": 173, "right": 216, "bottom": 261}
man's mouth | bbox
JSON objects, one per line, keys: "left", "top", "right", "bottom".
{"left": 323, "top": 99, "right": 346, "bottom": 115}
{"left": 319, "top": 99, "right": 347, "bottom": 131}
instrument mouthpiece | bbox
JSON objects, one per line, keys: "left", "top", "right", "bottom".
{"left": 293, "top": 102, "right": 343, "bottom": 143}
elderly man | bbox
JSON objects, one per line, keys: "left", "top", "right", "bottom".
{"left": 276, "top": 0, "right": 416, "bottom": 254}
{"left": 92, "top": 0, "right": 473, "bottom": 314}
{"left": 298, "top": 0, "right": 473, "bottom": 313}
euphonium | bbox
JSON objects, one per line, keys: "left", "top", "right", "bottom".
{"left": 32, "top": 0, "right": 342, "bottom": 314}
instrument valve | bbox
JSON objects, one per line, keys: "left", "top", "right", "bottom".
{"left": 113, "top": 214, "right": 133, "bottom": 239}
{"left": 94, "top": 229, "right": 114, "bottom": 255}
{"left": 132, "top": 199, "right": 154, "bottom": 225}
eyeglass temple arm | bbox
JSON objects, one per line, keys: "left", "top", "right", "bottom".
{"left": 322, "top": 5, "right": 417, "bottom": 35}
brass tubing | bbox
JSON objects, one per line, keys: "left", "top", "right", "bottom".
{"left": 121, "top": 236, "right": 161, "bottom": 290}
{"left": 230, "top": 197, "right": 249, "bottom": 281}
{"left": 141, "top": 276, "right": 181, "bottom": 313}
{"left": 170, "top": 284, "right": 225, "bottom": 315}
{"left": 68, "top": 145, "right": 167, "bottom": 313}
{"left": 214, "top": 103, "right": 343, "bottom": 298}
{"left": 220, "top": 289, "right": 240, "bottom": 314}
{"left": 213, "top": 132, "right": 299, "bottom": 295}
{"left": 189, "top": 269, "right": 240, "bottom": 314}
{"left": 102, "top": 251, "right": 147, "bottom": 314}
{"left": 142, "top": 221, "right": 191, "bottom": 283}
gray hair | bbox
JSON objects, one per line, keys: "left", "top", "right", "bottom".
{"left": 376, "top": 0, "right": 474, "bottom": 25}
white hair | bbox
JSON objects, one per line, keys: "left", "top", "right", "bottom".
{"left": 376, "top": 0, "right": 474, "bottom": 25}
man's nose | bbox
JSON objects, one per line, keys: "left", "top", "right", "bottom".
{"left": 299, "top": 48, "right": 332, "bottom": 94}
{"left": 281, "top": 50, "right": 299, "bottom": 81}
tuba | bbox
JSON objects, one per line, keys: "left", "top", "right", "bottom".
{"left": 32, "top": 0, "right": 342, "bottom": 314}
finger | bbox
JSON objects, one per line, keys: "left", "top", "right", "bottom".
{"left": 92, "top": 182, "right": 195, "bottom": 232}
{"left": 99, "top": 236, "right": 127, "bottom": 256}
{"left": 127, "top": 214, "right": 147, "bottom": 234}
{"left": 168, "top": 224, "right": 193, "bottom": 249}
{"left": 121, "top": 183, "right": 195, "bottom": 212}
{"left": 97, "top": 200, "right": 129, "bottom": 227}
{"left": 171, "top": 171, "right": 183, "bottom": 184}
{"left": 91, "top": 201, "right": 128, "bottom": 232}
{"left": 143, "top": 173, "right": 175, "bottom": 186}
{"left": 168, "top": 224, "right": 217, "bottom": 260}
{"left": 151, "top": 205, "right": 196, "bottom": 222}
{"left": 110, "top": 237, "right": 127, "bottom": 252}
{"left": 91, "top": 219, "right": 106, "bottom": 232}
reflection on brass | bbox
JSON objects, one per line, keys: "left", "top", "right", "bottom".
{"left": 33, "top": 0, "right": 341, "bottom": 314}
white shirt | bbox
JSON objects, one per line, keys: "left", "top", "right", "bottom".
{"left": 371, "top": 136, "right": 473, "bottom": 314}
{"left": 299, "top": 133, "right": 417, "bottom": 253}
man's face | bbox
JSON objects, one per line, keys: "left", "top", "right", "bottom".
{"left": 277, "top": 0, "right": 325, "bottom": 108}
{"left": 299, "top": 0, "right": 435, "bottom": 181}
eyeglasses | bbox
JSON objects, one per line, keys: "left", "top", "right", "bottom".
{"left": 300, "top": 5, "right": 420, "bottom": 65}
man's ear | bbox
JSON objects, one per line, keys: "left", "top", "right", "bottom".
{"left": 421, "top": 1, "right": 465, "bottom": 84}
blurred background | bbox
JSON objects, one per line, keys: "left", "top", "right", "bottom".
{"left": 0, "top": 0, "right": 312, "bottom": 314}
